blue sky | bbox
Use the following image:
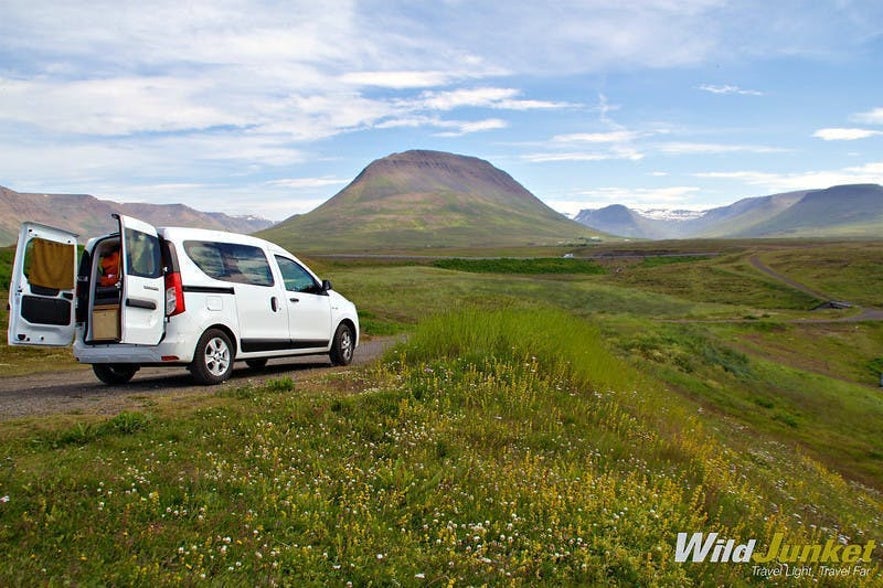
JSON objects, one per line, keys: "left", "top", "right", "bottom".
{"left": 1, "top": 1, "right": 881, "bottom": 221}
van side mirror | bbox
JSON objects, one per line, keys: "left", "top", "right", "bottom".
{"left": 322, "top": 279, "right": 333, "bottom": 292}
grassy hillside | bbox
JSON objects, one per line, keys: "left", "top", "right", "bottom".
{"left": 732, "top": 184, "right": 883, "bottom": 238}
{"left": 1, "top": 309, "right": 880, "bottom": 584}
{"left": 695, "top": 191, "right": 807, "bottom": 238}
{"left": 2, "top": 241, "right": 882, "bottom": 584}
{"left": 756, "top": 242, "right": 883, "bottom": 306}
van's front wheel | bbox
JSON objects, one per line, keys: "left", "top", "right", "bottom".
{"left": 92, "top": 364, "right": 138, "bottom": 386}
{"left": 191, "top": 329, "right": 234, "bottom": 385}
{"left": 329, "top": 323, "right": 355, "bottom": 366}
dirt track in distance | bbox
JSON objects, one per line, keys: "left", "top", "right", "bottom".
{"left": 748, "top": 255, "right": 883, "bottom": 322}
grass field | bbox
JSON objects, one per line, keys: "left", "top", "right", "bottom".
{"left": 1, "top": 241, "right": 882, "bottom": 584}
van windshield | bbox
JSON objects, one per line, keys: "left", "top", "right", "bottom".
{"left": 183, "top": 241, "right": 274, "bottom": 287}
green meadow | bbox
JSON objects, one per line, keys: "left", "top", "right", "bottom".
{"left": 1, "top": 241, "right": 882, "bottom": 585}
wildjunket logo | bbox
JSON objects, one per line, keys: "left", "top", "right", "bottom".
{"left": 675, "top": 532, "right": 877, "bottom": 579}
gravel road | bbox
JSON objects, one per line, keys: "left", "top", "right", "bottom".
{"left": 0, "top": 337, "right": 397, "bottom": 421}
{"left": 749, "top": 254, "right": 883, "bottom": 322}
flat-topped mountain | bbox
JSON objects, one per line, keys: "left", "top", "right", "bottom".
{"left": 260, "top": 150, "right": 599, "bottom": 251}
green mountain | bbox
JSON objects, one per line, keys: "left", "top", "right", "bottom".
{"left": 260, "top": 150, "right": 599, "bottom": 252}
{"left": 574, "top": 184, "right": 883, "bottom": 239}
{"left": 724, "top": 184, "right": 883, "bottom": 237}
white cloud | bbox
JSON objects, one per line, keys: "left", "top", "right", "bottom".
{"left": 415, "top": 87, "right": 572, "bottom": 111}
{"left": 852, "top": 107, "right": 883, "bottom": 125}
{"left": 552, "top": 131, "right": 643, "bottom": 144}
{"left": 657, "top": 142, "right": 789, "bottom": 155}
{"left": 523, "top": 148, "right": 644, "bottom": 163}
{"left": 434, "top": 118, "right": 509, "bottom": 137}
{"left": 339, "top": 71, "right": 457, "bottom": 89}
{"left": 527, "top": 126, "right": 645, "bottom": 163}
{"left": 0, "top": 76, "right": 241, "bottom": 136}
{"left": 698, "top": 84, "right": 764, "bottom": 96}
{"left": 266, "top": 177, "right": 349, "bottom": 190}
{"left": 694, "top": 160, "right": 883, "bottom": 193}
{"left": 813, "top": 127, "right": 883, "bottom": 141}
{"left": 576, "top": 186, "right": 701, "bottom": 203}
{"left": 548, "top": 185, "right": 703, "bottom": 215}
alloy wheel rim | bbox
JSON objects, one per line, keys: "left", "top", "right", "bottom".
{"left": 340, "top": 330, "right": 353, "bottom": 361}
{"left": 205, "top": 337, "right": 230, "bottom": 376}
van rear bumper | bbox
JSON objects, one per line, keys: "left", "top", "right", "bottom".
{"left": 74, "top": 335, "right": 196, "bottom": 365}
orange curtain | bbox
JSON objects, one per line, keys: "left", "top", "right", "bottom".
{"left": 28, "top": 238, "right": 76, "bottom": 290}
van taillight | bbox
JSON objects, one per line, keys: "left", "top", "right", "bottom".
{"left": 165, "top": 271, "right": 185, "bottom": 316}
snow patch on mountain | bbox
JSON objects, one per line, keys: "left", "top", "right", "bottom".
{"left": 633, "top": 208, "right": 707, "bottom": 222}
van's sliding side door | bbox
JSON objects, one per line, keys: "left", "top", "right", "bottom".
{"left": 115, "top": 214, "right": 165, "bottom": 345}
{"left": 7, "top": 222, "right": 79, "bottom": 346}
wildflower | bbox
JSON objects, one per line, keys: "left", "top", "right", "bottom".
{"left": 1, "top": 495, "right": 10, "bottom": 503}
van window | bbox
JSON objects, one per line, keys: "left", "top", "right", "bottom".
{"left": 125, "top": 228, "right": 162, "bottom": 279}
{"left": 275, "top": 256, "right": 321, "bottom": 293}
{"left": 184, "top": 241, "right": 274, "bottom": 287}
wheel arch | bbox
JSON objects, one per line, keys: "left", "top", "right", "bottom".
{"left": 336, "top": 318, "right": 359, "bottom": 348}
{"left": 201, "top": 323, "right": 239, "bottom": 359}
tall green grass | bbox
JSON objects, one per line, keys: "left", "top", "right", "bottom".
{"left": 400, "top": 307, "right": 634, "bottom": 392}
{"left": 0, "top": 308, "right": 880, "bottom": 584}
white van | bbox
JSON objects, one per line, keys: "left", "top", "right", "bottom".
{"left": 7, "top": 214, "right": 359, "bottom": 385}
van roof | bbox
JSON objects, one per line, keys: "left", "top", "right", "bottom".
{"left": 159, "top": 226, "right": 271, "bottom": 247}
{"left": 157, "top": 226, "right": 295, "bottom": 258}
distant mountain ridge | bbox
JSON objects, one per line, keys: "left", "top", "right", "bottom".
{"left": 260, "top": 150, "right": 598, "bottom": 251}
{"left": 0, "top": 186, "right": 273, "bottom": 245}
{"left": 574, "top": 184, "right": 883, "bottom": 239}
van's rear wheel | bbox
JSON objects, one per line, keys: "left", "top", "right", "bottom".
{"left": 92, "top": 364, "right": 138, "bottom": 386}
{"left": 329, "top": 323, "right": 355, "bottom": 366}
{"left": 191, "top": 329, "right": 234, "bottom": 385}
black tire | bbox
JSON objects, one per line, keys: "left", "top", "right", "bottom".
{"left": 92, "top": 364, "right": 138, "bottom": 386}
{"left": 190, "top": 329, "right": 234, "bottom": 385}
{"left": 329, "top": 323, "right": 355, "bottom": 366}
{"left": 245, "top": 358, "right": 268, "bottom": 370}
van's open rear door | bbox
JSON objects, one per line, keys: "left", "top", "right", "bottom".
{"left": 8, "top": 223, "right": 79, "bottom": 346}
{"left": 116, "top": 214, "right": 165, "bottom": 345}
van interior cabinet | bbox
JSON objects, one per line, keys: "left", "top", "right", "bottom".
{"left": 92, "top": 305, "right": 120, "bottom": 341}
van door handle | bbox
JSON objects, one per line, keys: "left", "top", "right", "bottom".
{"left": 289, "top": 297, "right": 300, "bottom": 303}
{"left": 271, "top": 297, "right": 278, "bottom": 312}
